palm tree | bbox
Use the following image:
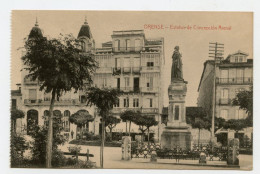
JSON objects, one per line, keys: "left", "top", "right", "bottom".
{"left": 85, "top": 87, "right": 120, "bottom": 168}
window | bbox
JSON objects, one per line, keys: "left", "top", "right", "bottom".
{"left": 115, "top": 40, "right": 120, "bottom": 51}
{"left": 29, "top": 89, "right": 37, "bottom": 103}
{"left": 147, "top": 62, "right": 154, "bottom": 67}
{"left": 11, "top": 99, "right": 16, "bottom": 109}
{"left": 102, "top": 78, "right": 107, "bottom": 87}
{"left": 126, "top": 39, "right": 130, "bottom": 50}
{"left": 149, "top": 98, "right": 153, "bottom": 107}
{"left": 239, "top": 56, "right": 243, "bottom": 62}
{"left": 43, "top": 110, "right": 49, "bottom": 126}
{"left": 114, "top": 98, "right": 120, "bottom": 107}
{"left": 125, "top": 77, "right": 130, "bottom": 87}
{"left": 63, "top": 110, "right": 70, "bottom": 132}
{"left": 124, "top": 98, "right": 129, "bottom": 108}
{"left": 221, "top": 89, "right": 229, "bottom": 99}
{"left": 220, "top": 110, "right": 228, "bottom": 120}
{"left": 235, "top": 56, "right": 238, "bottom": 62}
{"left": 236, "top": 109, "right": 245, "bottom": 119}
{"left": 133, "top": 98, "right": 139, "bottom": 107}
{"left": 147, "top": 77, "right": 153, "bottom": 89}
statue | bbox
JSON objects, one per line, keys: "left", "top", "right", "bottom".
{"left": 171, "top": 46, "right": 183, "bottom": 82}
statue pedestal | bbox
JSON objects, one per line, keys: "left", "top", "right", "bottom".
{"left": 161, "top": 80, "right": 192, "bottom": 150}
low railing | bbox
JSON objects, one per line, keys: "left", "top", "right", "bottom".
{"left": 141, "top": 66, "right": 160, "bottom": 72}
{"left": 140, "top": 87, "right": 159, "bottom": 93}
{"left": 113, "top": 47, "right": 143, "bottom": 52}
{"left": 216, "top": 77, "right": 253, "bottom": 84}
{"left": 112, "top": 107, "right": 159, "bottom": 114}
{"left": 24, "top": 99, "right": 84, "bottom": 105}
{"left": 219, "top": 98, "right": 231, "bottom": 105}
{"left": 95, "top": 67, "right": 112, "bottom": 73}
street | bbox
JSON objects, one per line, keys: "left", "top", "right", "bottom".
{"left": 58, "top": 143, "right": 252, "bottom": 170}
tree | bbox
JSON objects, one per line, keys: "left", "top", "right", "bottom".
{"left": 120, "top": 110, "right": 140, "bottom": 136}
{"left": 85, "top": 87, "right": 120, "bottom": 168}
{"left": 232, "top": 86, "right": 253, "bottom": 127}
{"left": 22, "top": 34, "right": 97, "bottom": 168}
{"left": 69, "top": 110, "right": 94, "bottom": 139}
{"left": 104, "top": 115, "right": 121, "bottom": 141}
{"left": 223, "top": 119, "right": 247, "bottom": 135}
{"left": 11, "top": 109, "right": 25, "bottom": 133}
{"left": 134, "top": 115, "right": 158, "bottom": 144}
{"left": 186, "top": 107, "right": 210, "bottom": 145}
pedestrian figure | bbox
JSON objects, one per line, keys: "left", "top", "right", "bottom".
{"left": 71, "top": 130, "right": 74, "bottom": 139}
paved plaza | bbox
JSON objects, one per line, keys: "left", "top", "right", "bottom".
{"left": 58, "top": 143, "right": 252, "bottom": 170}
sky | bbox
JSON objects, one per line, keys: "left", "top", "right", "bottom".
{"left": 11, "top": 11, "right": 253, "bottom": 107}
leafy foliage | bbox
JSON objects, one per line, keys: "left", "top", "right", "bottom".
{"left": 120, "top": 110, "right": 140, "bottom": 134}
{"left": 223, "top": 119, "right": 248, "bottom": 132}
{"left": 86, "top": 87, "right": 121, "bottom": 117}
{"left": 10, "top": 133, "right": 28, "bottom": 167}
{"left": 69, "top": 110, "right": 94, "bottom": 127}
{"left": 232, "top": 86, "right": 253, "bottom": 126}
{"left": 105, "top": 115, "right": 121, "bottom": 131}
{"left": 22, "top": 34, "right": 97, "bottom": 97}
{"left": 11, "top": 109, "right": 25, "bottom": 120}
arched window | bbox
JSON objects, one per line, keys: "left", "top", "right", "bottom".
{"left": 27, "top": 109, "right": 38, "bottom": 135}
{"left": 63, "top": 110, "right": 70, "bottom": 132}
{"left": 81, "top": 41, "right": 86, "bottom": 52}
{"left": 43, "top": 110, "right": 49, "bottom": 127}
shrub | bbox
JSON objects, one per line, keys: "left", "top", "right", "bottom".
{"left": 10, "top": 133, "right": 28, "bottom": 167}
{"left": 51, "top": 150, "right": 67, "bottom": 167}
{"left": 71, "top": 160, "right": 96, "bottom": 169}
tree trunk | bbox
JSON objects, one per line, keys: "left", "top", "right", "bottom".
{"left": 198, "top": 128, "right": 201, "bottom": 146}
{"left": 128, "top": 121, "right": 131, "bottom": 136}
{"left": 125, "top": 121, "right": 128, "bottom": 134}
{"left": 109, "top": 127, "right": 113, "bottom": 141}
{"left": 14, "top": 119, "right": 17, "bottom": 133}
{"left": 100, "top": 119, "right": 105, "bottom": 168}
{"left": 147, "top": 128, "right": 150, "bottom": 146}
{"left": 46, "top": 88, "right": 56, "bottom": 168}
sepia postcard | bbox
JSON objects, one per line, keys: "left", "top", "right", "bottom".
{"left": 10, "top": 10, "right": 253, "bottom": 170}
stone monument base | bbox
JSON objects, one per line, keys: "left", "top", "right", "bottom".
{"left": 161, "top": 127, "right": 192, "bottom": 150}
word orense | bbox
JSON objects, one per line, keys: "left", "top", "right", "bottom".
{"left": 144, "top": 24, "right": 232, "bottom": 31}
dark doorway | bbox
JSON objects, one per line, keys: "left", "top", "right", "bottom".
{"left": 134, "top": 77, "right": 139, "bottom": 92}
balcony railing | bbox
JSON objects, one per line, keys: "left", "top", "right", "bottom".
{"left": 112, "top": 107, "right": 159, "bottom": 114}
{"left": 95, "top": 67, "right": 112, "bottom": 74}
{"left": 113, "top": 47, "right": 143, "bottom": 52}
{"left": 141, "top": 66, "right": 160, "bottom": 72}
{"left": 24, "top": 77, "right": 38, "bottom": 84}
{"left": 140, "top": 87, "right": 159, "bottom": 93}
{"left": 216, "top": 77, "right": 253, "bottom": 84}
{"left": 219, "top": 98, "right": 231, "bottom": 105}
{"left": 24, "top": 99, "right": 84, "bottom": 106}
{"left": 112, "top": 68, "right": 121, "bottom": 75}
{"left": 132, "top": 67, "right": 141, "bottom": 74}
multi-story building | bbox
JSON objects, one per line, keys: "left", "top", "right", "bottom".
{"left": 93, "top": 30, "right": 165, "bottom": 142}
{"left": 197, "top": 50, "right": 253, "bottom": 146}
{"left": 13, "top": 19, "right": 165, "bottom": 142}
{"left": 16, "top": 20, "right": 96, "bottom": 139}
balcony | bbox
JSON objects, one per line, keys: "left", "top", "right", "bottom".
{"left": 140, "top": 87, "right": 159, "bottom": 93}
{"left": 23, "top": 99, "right": 84, "bottom": 106}
{"left": 111, "top": 107, "right": 159, "bottom": 114}
{"left": 24, "top": 77, "right": 38, "bottom": 85}
{"left": 141, "top": 66, "right": 160, "bottom": 72}
{"left": 112, "top": 68, "right": 121, "bottom": 75}
{"left": 219, "top": 98, "right": 231, "bottom": 105}
{"left": 122, "top": 67, "right": 131, "bottom": 74}
{"left": 216, "top": 77, "right": 253, "bottom": 84}
{"left": 132, "top": 67, "right": 141, "bottom": 74}
{"left": 120, "top": 87, "right": 140, "bottom": 93}
{"left": 95, "top": 67, "right": 112, "bottom": 74}
{"left": 113, "top": 47, "right": 143, "bottom": 53}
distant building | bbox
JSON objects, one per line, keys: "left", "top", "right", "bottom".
{"left": 12, "top": 19, "right": 165, "bottom": 142}
{"left": 197, "top": 50, "right": 253, "bottom": 146}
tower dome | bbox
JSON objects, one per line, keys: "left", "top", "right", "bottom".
{"left": 28, "top": 18, "right": 43, "bottom": 39}
{"left": 77, "top": 17, "right": 92, "bottom": 39}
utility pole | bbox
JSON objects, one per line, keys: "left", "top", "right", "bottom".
{"left": 209, "top": 42, "right": 224, "bottom": 143}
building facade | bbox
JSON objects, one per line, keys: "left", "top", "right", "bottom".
{"left": 197, "top": 50, "right": 253, "bottom": 146}
{"left": 13, "top": 19, "right": 165, "bottom": 142}
{"left": 93, "top": 30, "right": 165, "bottom": 142}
